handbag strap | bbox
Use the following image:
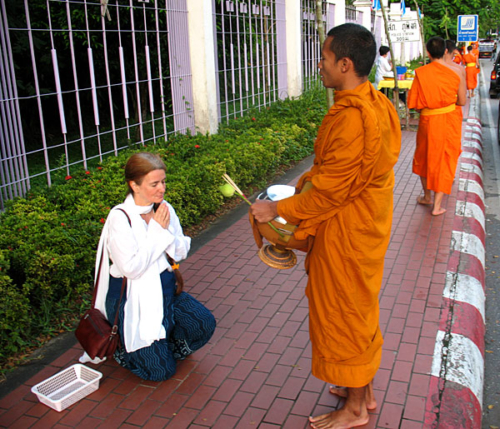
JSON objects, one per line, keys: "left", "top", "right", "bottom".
{"left": 91, "top": 212, "right": 127, "bottom": 328}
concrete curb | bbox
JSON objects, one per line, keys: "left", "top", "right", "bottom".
{"left": 424, "top": 98, "right": 486, "bottom": 428}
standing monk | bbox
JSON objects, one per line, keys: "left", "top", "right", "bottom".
{"left": 444, "top": 40, "right": 467, "bottom": 114}
{"left": 452, "top": 48, "right": 463, "bottom": 65}
{"left": 251, "top": 23, "right": 401, "bottom": 429}
{"left": 408, "top": 37, "right": 466, "bottom": 216}
{"left": 463, "top": 45, "right": 479, "bottom": 97}
{"left": 472, "top": 42, "right": 480, "bottom": 59}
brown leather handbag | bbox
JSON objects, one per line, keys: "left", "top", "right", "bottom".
{"left": 75, "top": 248, "right": 126, "bottom": 360}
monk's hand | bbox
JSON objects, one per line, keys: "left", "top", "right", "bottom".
{"left": 250, "top": 200, "right": 279, "bottom": 223}
{"left": 153, "top": 202, "right": 171, "bottom": 229}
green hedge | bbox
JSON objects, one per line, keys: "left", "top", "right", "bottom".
{"left": 0, "top": 87, "right": 327, "bottom": 370}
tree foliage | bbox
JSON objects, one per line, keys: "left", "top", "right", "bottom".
{"left": 413, "top": 0, "right": 500, "bottom": 40}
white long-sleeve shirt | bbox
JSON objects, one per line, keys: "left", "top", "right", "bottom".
{"left": 374, "top": 55, "right": 392, "bottom": 90}
{"left": 107, "top": 202, "right": 190, "bottom": 279}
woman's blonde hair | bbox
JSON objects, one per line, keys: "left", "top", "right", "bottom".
{"left": 125, "top": 152, "right": 166, "bottom": 194}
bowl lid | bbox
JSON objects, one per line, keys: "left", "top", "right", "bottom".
{"left": 267, "top": 185, "right": 295, "bottom": 201}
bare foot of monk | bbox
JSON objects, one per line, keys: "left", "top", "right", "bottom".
{"left": 309, "top": 407, "right": 369, "bottom": 429}
{"left": 416, "top": 196, "right": 432, "bottom": 206}
{"left": 329, "top": 385, "right": 377, "bottom": 410}
{"left": 432, "top": 207, "right": 446, "bottom": 216}
{"left": 310, "top": 386, "right": 371, "bottom": 428}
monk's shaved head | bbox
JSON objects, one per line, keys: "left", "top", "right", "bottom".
{"left": 445, "top": 39, "right": 457, "bottom": 54}
{"left": 426, "top": 37, "right": 446, "bottom": 59}
{"left": 327, "top": 23, "right": 376, "bottom": 77}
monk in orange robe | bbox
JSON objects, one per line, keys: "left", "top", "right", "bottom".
{"left": 251, "top": 23, "right": 401, "bottom": 429}
{"left": 408, "top": 37, "right": 466, "bottom": 216}
{"left": 472, "top": 42, "right": 480, "bottom": 59}
{"left": 445, "top": 40, "right": 466, "bottom": 114}
{"left": 463, "top": 45, "right": 479, "bottom": 97}
{"left": 452, "top": 49, "right": 463, "bottom": 65}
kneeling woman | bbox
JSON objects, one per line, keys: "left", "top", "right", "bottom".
{"left": 93, "top": 152, "right": 216, "bottom": 381}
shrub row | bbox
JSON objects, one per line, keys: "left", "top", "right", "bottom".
{"left": 0, "top": 87, "right": 327, "bottom": 369}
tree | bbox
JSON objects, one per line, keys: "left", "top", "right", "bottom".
{"left": 415, "top": 0, "right": 500, "bottom": 40}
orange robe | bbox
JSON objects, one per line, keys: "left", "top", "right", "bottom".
{"left": 463, "top": 53, "right": 479, "bottom": 89}
{"left": 276, "top": 81, "right": 401, "bottom": 388}
{"left": 452, "top": 54, "right": 463, "bottom": 65}
{"left": 408, "top": 62, "right": 462, "bottom": 194}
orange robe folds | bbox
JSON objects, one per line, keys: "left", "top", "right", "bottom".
{"left": 276, "top": 81, "right": 401, "bottom": 388}
{"left": 408, "top": 62, "right": 462, "bottom": 194}
{"left": 463, "top": 53, "right": 479, "bottom": 90}
{"left": 452, "top": 54, "right": 463, "bottom": 65}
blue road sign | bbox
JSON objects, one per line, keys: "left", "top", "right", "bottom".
{"left": 457, "top": 15, "right": 478, "bottom": 42}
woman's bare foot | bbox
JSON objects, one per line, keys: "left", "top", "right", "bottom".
{"left": 416, "top": 196, "right": 432, "bottom": 206}
{"left": 329, "top": 385, "right": 377, "bottom": 410}
{"left": 309, "top": 407, "right": 370, "bottom": 429}
{"left": 432, "top": 207, "right": 447, "bottom": 216}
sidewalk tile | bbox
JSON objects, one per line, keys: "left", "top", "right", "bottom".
{"left": 402, "top": 395, "right": 426, "bottom": 421}
{"left": 223, "top": 392, "right": 255, "bottom": 417}
{"left": 263, "top": 398, "right": 294, "bottom": 425}
{"left": 379, "top": 403, "right": 404, "bottom": 428}
{"left": 192, "top": 400, "right": 226, "bottom": 426}
{"left": 290, "top": 391, "right": 320, "bottom": 416}
{"left": 386, "top": 380, "right": 408, "bottom": 405}
{"left": 212, "top": 379, "right": 243, "bottom": 402}
{"left": 250, "top": 385, "right": 280, "bottom": 409}
{"left": 126, "top": 399, "right": 162, "bottom": 426}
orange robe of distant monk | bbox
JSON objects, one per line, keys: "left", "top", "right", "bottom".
{"left": 276, "top": 81, "right": 401, "bottom": 388}
{"left": 453, "top": 54, "right": 463, "bottom": 65}
{"left": 408, "top": 62, "right": 462, "bottom": 195}
{"left": 463, "top": 52, "right": 478, "bottom": 90}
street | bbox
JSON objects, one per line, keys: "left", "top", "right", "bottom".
{"left": 479, "top": 58, "right": 500, "bottom": 428}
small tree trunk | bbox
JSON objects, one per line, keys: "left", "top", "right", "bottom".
{"left": 413, "top": 0, "right": 426, "bottom": 65}
{"left": 380, "top": 0, "right": 400, "bottom": 115}
{"left": 315, "top": 0, "right": 334, "bottom": 107}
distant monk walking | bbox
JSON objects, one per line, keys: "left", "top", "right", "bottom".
{"left": 408, "top": 36, "right": 466, "bottom": 216}
{"left": 444, "top": 39, "right": 466, "bottom": 128}
{"left": 463, "top": 45, "right": 479, "bottom": 97}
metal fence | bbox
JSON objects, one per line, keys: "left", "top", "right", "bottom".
{"left": 213, "top": 0, "right": 287, "bottom": 123}
{"left": 345, "top": 4, "right": 357, "bottom": 23}
{"left": 301, "top": 0, "right": 325, "bottom": 92}
{"left": 0, "top": 0, "right": 194, "bottom": 209}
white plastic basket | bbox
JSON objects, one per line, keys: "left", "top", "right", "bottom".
{"left": 31, "top": 364, "right": 102, "bottom": 412}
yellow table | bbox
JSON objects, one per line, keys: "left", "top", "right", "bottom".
{"left": 378, "top": 79, "right": 414, "bottom": 90}
{"left": 378, "top": 79, "right": 414, "bottom": 129}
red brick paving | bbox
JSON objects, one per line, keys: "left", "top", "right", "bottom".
{"left": 0, "top": 127, "right": 464, "bottom": 428}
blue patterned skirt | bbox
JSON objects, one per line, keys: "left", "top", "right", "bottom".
{"left": 105, "top": 269, "right": 216, "bottom": 381}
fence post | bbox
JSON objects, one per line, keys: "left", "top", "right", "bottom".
{"left": 353, "top": 0, "right": 372, "bottom": 30}
{"left": 276, "top": 0, "right": 288, "bottom": 100}
{"left": 186, "top": 0, "right": 218, "bottom": 134}
{"left": 325, "top": 0, "right": 343, "bottom": 30}
{"left": 284, "top": 0, "right": 302, "bottom": 98}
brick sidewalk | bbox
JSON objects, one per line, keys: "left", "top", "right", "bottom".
{"left": 0, "top": 128, "right": 463, "bottom": 428}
